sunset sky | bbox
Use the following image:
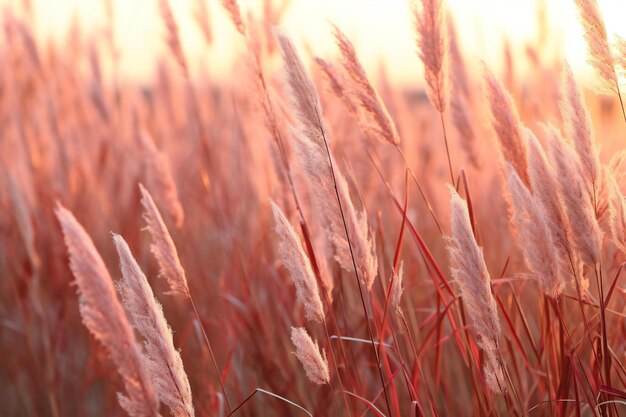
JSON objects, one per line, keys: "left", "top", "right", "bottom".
{"left": 11, "top": 0, "right": 626, "bottom": 86}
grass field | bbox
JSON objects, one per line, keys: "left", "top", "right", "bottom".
{"left": 1, "top": 0, "right": 625, "bottom": 416}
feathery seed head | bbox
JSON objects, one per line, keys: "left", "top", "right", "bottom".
{"left": 278, "top": 32, "right": 378, "bottom": 290}
{"left": 113, "top": 234, "right": 195, "bottom": 417}
{"left": 55, "top": 204, "right": 160, "bottom": 417}
{"left": 543, "top": 125, "right": 602, "bottom": 265}
{"left": 573, "top": 0, "right": 618, "bottom": 94}
{"left": 390, "top": 261, "right": 405, "bottom": 315}
{"left": 277, "top": 31, "right": 330, "bottom": 150}
{"left": 140, "top": 133, "right": 184, "bottom": 229}
{"left": 290, "top": 327, "right": 330, "bottom": 385}
{"left": 446, "top": 186, "right": 500, "bottom": 346}
{"left": 220, "top": 0, "right": 246, "bottom": 36}
{"left": 482, "top": 64, "right": 530, "bottom": 187}
{"left": 413, "top": 0, "right": 450, "bottom": 113}
{"left": 271, "top": 200, "right": 325, "bottom": 323}
{"left": 139, "top": 184, "right": 189, "bottom": 299}
{"left": 331, "top": 171, "right": 378, "bottom": 291}
{"left": 505, "top": 164, "right": 565, "bottom": 297}
{"left": 560, "top": 62, "right": 600, "bottom": 192}
{"left": 158, "top": 0, "right": 189, "bottom": 78}
{"left": 314, "top": 57, "right": 358, "bottom": 115}
{"left": 332, "top": 25, "right": 400, "bottom": 145}
{"left": 604, "top": 166, "right": 626, "bottom": 253}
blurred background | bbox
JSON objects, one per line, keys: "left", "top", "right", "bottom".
{"left": 7, "top": 0, "right": 626, "bottom": 86}
{"left": 1, "top": 1, "right": 625, "bottom": 416}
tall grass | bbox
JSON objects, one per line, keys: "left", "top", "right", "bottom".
{"left": 1, "top": 1, "right": 625, "bottom": 416}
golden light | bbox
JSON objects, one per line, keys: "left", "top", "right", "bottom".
{"left": 11, "top": 0, "right": 626, "bottom": 85}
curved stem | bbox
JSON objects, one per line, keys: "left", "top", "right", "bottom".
{"left": 393, "top": 144, "right": 443, "bottom": 234}
{"left": 315, "top": 107, "right": 394, "bottom": 417}
{"left": 190, "top": 297, "right": 232, "bottom": 415}
{"left": 323, "top": 318, "right": 354, "bottom": 417}
{"left": 617, "top": 87, "right": 626, "bottom": 124}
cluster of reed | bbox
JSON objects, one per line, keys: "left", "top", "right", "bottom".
{"left": 1, "top": 0, "right": 625, "bottom": 416}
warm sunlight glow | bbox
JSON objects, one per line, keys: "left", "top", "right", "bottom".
{"left": 15, "top": 0, "right": 626, "bottom": 85}
{"left": 2, "top": 0, "right": 626, "bottom": 416}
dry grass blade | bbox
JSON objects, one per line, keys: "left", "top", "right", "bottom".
{"left": 573, "top": 0, "right": 626, "bottom": 122}
{"left": 271, "top": 200, "right": 325, "bottom": 322}
{"left": 290, "top": 327, "right": 330, "bottom": 385}
{"left": 278, "top": 29, "right": 392, "bottom": 415}
{"left": 8, "top": 173, "right": 40, "bottom": 271}
{"left": 139, "top": 183, "right": 189, "bottom": 298}
{"left": 7, "top": 2, "right": 626, "bottom": 416}
{"left": 314, "top": 57, "right": 357, "bottom": 115}
{"left": 412, "top": 0, "right": 450, "bottom": 113}
{"left": 448, "top": 24, "right": 475, "bottom": 173}
{"left": 604, "top": 166, "right": 626, "bottom": 253}
{"left": 544, "top": 125, "right": 602, "bottom": 265}
{"left": 573, "top": 0, "right": 619, "bottom": 95}
{"left": 158, "top": 0, "right": 189, "bottom": 78}
{"left": 192, "top": 0, "right": 213, "bottom": 46}
{"left": 332, "top": 170, "right": 378, "bottom": 291}
{"left": 332, "top": 25, "right": 400, "bottom": 145}
{"left": 229, "top": 388, "right": 313, "bottom": 417}
{"left": 526, "top": 128, "right": 574, "bottom": 282}
{"left": 276, "top": 31, "right": 329, "bottom": 148}
{"left": 483, "top": 64, "right": 530, "bottom": 187}
{"left": 505, "top": 164, "right": 564, "bottom": 297}
{"left": 446, "top": 187, "right": 504, "bottom": 393}
{"left": 140, "top": 132, "right": 185, "bottom": 229}
{"left": 560, "top": 62, "right": 600, "bottom": 197}
{"left": 390, "top": 261, "right": 404, "bottom": 315}
{"left": 55, "top": 204, "right": 160, "bottom": 417}
{"left": 220, "top": 0, "right": 246, "bottom": 36}
{"left": 278, "top": 32, "right": 377, "bottom": 291}
{"left": 616, "top": 35, "right": 626, "bottom": 72}
{"left": 446, "top": 186, "right": 500, "bottom": 344}
{"left": 113, "top": 234, "right": 195, "bottom": 417}
{"left": 275, "top": 32, "right": 344, "bottom": 268}
{"left": 139, "top": 184, "right": 232, "bottom": 414}
{"left": 451, "top": 96, "right": 479, "bottom": 169}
